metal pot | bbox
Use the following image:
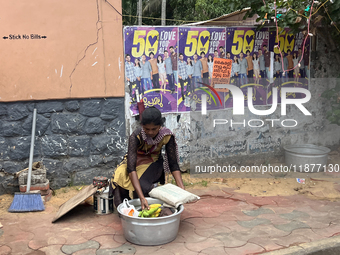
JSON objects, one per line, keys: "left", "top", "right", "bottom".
{"left": 117, "top": 197, "right": 184, "bottom": 245}
{"left": 284, "top": 144, "right": 331, "bottom": 172}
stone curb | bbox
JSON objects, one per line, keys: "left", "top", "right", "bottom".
{"left": 262, "top": 235, "right": 340, "bottom": 255}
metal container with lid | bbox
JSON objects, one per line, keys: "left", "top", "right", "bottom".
{"left": 117, "top": 197, "right": 184, "bottom": 246}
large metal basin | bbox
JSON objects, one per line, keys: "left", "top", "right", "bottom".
{"left": 284, "top": 144, "right": 331, "bottom": 172}
{"left": 117, "top": 197, "right": 184, "bottom": 245}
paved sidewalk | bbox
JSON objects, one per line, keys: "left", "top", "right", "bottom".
{"left": 1, "top": 185, "right": 340, "bottom": 255}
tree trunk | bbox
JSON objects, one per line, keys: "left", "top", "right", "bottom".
{"left": 138, "top": 0, "right": 142, "bottom": 25}
{"left": 316, "top": 27, "right": 340, "bottom": 66}
{"left": 161, "top": 0, "right": 166, "bottom": 26}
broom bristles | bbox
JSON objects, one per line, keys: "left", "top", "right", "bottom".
{"left": 8, "top": 193, "right": 45, "bottom": 212}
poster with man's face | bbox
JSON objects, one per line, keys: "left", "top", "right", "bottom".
{"left": 178, "top": 27, "right": 226, "bottom": 112}
{"left": 124, "top": 26, "right": 178, "bottom": 115}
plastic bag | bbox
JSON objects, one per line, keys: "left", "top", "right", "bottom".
{"left": 120, "top": 198, "right": 139, "bottom": 217}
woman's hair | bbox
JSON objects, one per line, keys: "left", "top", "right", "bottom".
{"left": 208, "top": 55, "right": 213, "bottom": 62}
{"left": 293, "top": 52, "right": 297, "bottom": 59}
{"left": 234, "top": 56, "right": 239, "bottom": 64}
{"left": 141, "top": 107, "right": 165, "bottom": 126}
{"left": 157, "top": 55, "right": 163, "bottom": 63}
{"left": 135, "top": 59, "right": 141, "bottom": 68}
{"left": 275, "top": 55, "right": 281, "bottom": 63}
{"left": 252, "top": 54, "right": 258, "bottom": 60}
{"left": 187, "top": 58, "right": 193, "bottom": 66}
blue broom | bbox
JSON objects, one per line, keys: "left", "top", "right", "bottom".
{"left": 8, "top": 109, "right": 45, "bottom": 212}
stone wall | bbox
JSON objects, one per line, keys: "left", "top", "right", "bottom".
{"left": 0, "top": 98, "right": 126, "bottom": 194}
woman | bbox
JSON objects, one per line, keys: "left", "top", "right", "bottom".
{"left": 186, "top": 57, "right": 194, "bottom": 95}
{"left": 134, "top": 58, "right": 143, "bottom": 97}
{"left": 232, "top": 55, "right": 240, "bottom": 87}
{"left": 110, "top": 107, "right": 185, "bottom": 210}
{"left": 252, "top": 53, "right": 260, "bottom": 84}
{"left": 207, "top": 55, "right": 214, "bottom": 85}
{"left": 292, "top": 52, "right": 300, "bottom": 83}
{"left": 157, "top": 55, "right": 167, "bottom": 92}
{"left": 274, "top": 54, "right": 282, "bottom": 87}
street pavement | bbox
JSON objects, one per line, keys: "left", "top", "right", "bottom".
{"left": 1, "top": 185, "right": 340, "bottom": 255}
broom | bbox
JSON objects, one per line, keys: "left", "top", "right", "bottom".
{"left": 8, "top": 109, "right": 45, "bottom": 212}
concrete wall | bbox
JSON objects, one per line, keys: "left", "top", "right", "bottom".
{"left": 0, "top": 98, "right": 126, "bottom": 194}
{"left": 125, "top": 35, "right": 340, "bottom": 172}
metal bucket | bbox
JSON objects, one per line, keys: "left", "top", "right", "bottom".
{"left": 117, "top": 197, "right": 184, "bottom": 245}
{"left": 284, "top": 144, "right": 331, "bottom": 172}
{"left": 93, "top": 187, "right": 113, "bottom": 214}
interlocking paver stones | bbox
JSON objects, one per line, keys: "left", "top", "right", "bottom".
{"left": 257, "top": 213, "right": 292, "bottom": 225}
{"left": 309, "top": 204, "right": 336, "bottom": 213}
{"left": 219, "top": 220, "right": 252, "bottom": 232}
{"left": 200, "top": 245, "right": 229, "bottom": 255}
{"left": 180, "top": 208, "right": 204, "bottom": 220}
{"left": 177, "top": 221, "right": 207, "bottom": 243}
{"left": 296, "top": 206, "right": 329, "bottom": 217}
{"left": 194, "top": 225, "right": 231, "bottom": 238}
{"left": 242, "top": 207, "right": 275, "bottom": 217}
{"left": 231, "top": 229, "right": 270, "bottom": 242}
{"left": 184, "top": 217, "right": 216, "bottom": 229}
{"left": 224, "top": 242, "right": 265, "bottom": 255}
{"left": 96, "top": 244, "right": 135, "bottom": 255}
{"left": 279, "top": 210, "right": 310, "bottom": 220}
{"left": 211, "top": 232, "right": 247, "bottom": 248}
{"left": 261, "top": 206, "right": 295, "bottom": 214}
{"left": 272, "top": 234, "right": 312, "bottom": 247}
{"left": 39, "top": 244, "right": 65, "bottom": 255}
{"left": 248, "top": 237, "right": 285, "bottom": 252}
{"left": 329, "top": 210, "right": 340, "bottom": 219}
{"left": 170, "top": 233, "right": 186, "bottom": 243}
{"left": 237, "top": 218, "right": 271, "bottom": 228}
{"left": 163, "top": 241, "right": 202, "bottom": 255}
{"left": 0, "top": 245, "right": 11, "bottom": 255}
{"left": 0, "top": 225, "right": 34, "bottom": 245}
{"left": 73, "top": 248, "right": 97, "bottom": 255}
{"left": 312, "top": 224, "right": 340, "bottom": 238}
{"left": 61, "top": 240, "right": 100, "bottom": 254}
{"left": 26, "top": 250, "right": 46, "bottom": 255}
{"left": 274, "top": 220, "right": 310, "bottom": 232}
{"left": 301, "top": 216, "right": 331, "bottom": 229}
{"left": 292, "top": 229, "right": 325, "bottom": 242}
{"left": 6, "top": 240, "right": 34, "bottom": 255}
{"left": 113, "top": 234, "right": 127, "bottom": 244}
{"left": 245, "top": 196, "right": 277, "bottom": 206}
{"left": 133, "top": 245, "right": 161, "bottom": 255}
{"left": 222, "top": 210, "right": 255, "bottom": 221}
{"left": 81, "top": 224, "right": 116, "bottom": 240}
{"left": 28, "top": 235, "right": 66, "bottom": 250}
{"left": 251, "top": 225, "right": 289, "bottom": 238}
{"left": 91, "top": 235, "right": 122, "bottom": 249}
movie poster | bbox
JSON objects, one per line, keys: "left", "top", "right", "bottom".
{"left": 178, "top": 27, "right": 226, "bottom": 112}
{"left": 267, "top": 29, "right": 310, "bottom": 104}
{"left": 124, "top": 26, "right": 179, "bottom": 115}
{"left": 225, "top": 27, "right": 269, "bottom": 108}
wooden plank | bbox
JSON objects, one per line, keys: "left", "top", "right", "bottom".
{"left": 52, "top": 184, "right": 98, "bottom": 223}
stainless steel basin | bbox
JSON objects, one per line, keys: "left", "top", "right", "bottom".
{"left": 284, "top": 144, "right": 331, "bottom": 172}
{"left": 117, "top": 197, "right": 184, "bottom": 245}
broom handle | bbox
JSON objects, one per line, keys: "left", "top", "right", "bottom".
{"left": 26, "top": 109, "right": 37, "bottom": 193}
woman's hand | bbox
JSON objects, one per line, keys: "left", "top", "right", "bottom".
{"left": 140, "top": 197, "right": 149, "bottom": 210}
{"left": 172, "top": 170, "right": 185, "bottom": 190}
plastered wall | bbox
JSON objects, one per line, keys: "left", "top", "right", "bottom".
{"left": 0, "top": 0, "right": 124, "bottom": 102}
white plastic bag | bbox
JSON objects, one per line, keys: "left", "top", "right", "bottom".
{"left": 120, "top": 198, "right": 139, "bottom": 217}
